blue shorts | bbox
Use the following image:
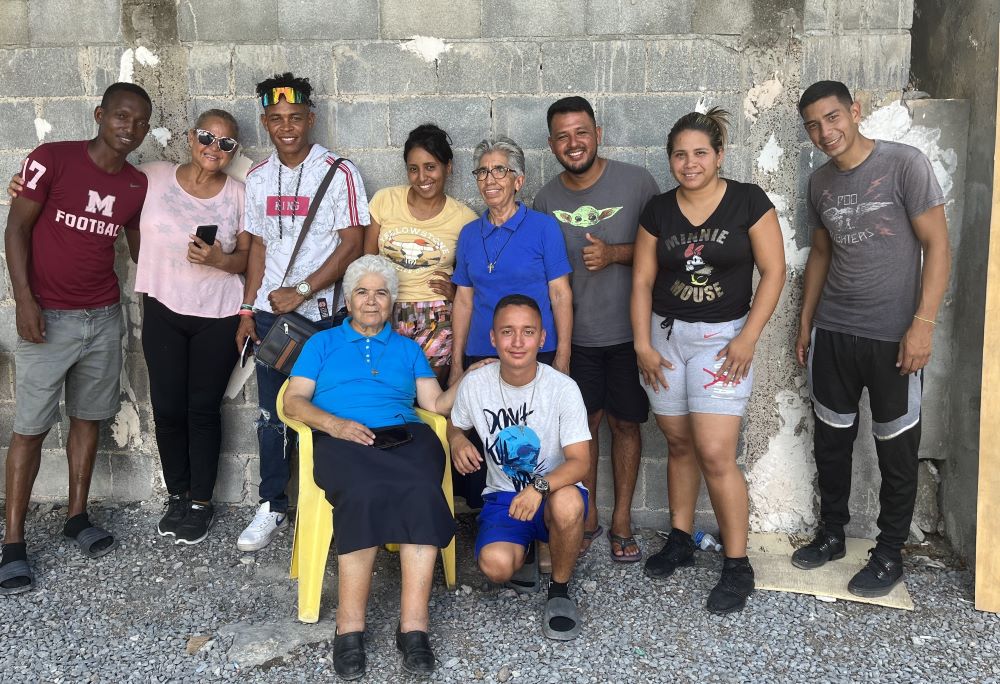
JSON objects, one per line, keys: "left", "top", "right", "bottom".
{"left": 474, "top": 486, "right": 588, "bottom": 558}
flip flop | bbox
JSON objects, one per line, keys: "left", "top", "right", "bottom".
{"left": 504, "top": 544, "right": 540, "bottom": 594}
{"left": 542, "top": 596, "right": 581, "bottom": 641}
{"left": 608, "top": 533, "right": 642, "bottom": 563}
{"left": 579, "top": 525, "right": 604, "bottom": 557}
{"left": 72, "top": 526, "right": 118, "bottom": 559}
{"left": 0, "top": 560, "right": 33, "bottom": 595}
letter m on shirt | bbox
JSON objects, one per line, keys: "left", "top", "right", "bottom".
{"left": 85, "top": 190, "right": 117, "bottom": 217}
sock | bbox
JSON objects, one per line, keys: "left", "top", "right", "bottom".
{"left": 548, "top": 580, "right": 569, "bottom": 600}
{"left": 1, "top": 542, "right": 27, "bottom": 565}
{"left": 546, "top": 581, "right": 574, "bottom": 632}
{"left": 63, "top": 513, "right": 91, "bottom": 539}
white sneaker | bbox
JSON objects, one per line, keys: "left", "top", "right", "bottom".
{"left": 237, "top": 502, "right": 288, "bottom": 552}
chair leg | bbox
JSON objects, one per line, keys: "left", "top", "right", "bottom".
{"left": 295, "top": 495, "right": 334, "bottom": 624}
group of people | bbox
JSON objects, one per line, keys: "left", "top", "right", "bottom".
{"left": 0, "top": 71, "right": 949, "bottom": 681}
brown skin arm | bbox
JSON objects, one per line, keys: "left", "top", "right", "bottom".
{"left": 581, "top": 232, "right": 635, "bottom": 270}
{"left": 236, "top": 234, "right": 267, "bottom": 351}
{"left": 187, "top": 230, "right": 252, "bottom": 274}
{"left": 897, "top": 204, "right": 950, "bottom": 374}
{"left": 631, "top": 226, "right": 674, "bottom": 391}
{"left": 448, "top": 285, "right": 474, "bottom": 385}
{"left": 283, "top": 376, "right": 376, "bottom": 445}
{"left": 548, "top": 274, "right": 573, "bottom": 374}
{"left": 267, "top": 225, "right": 364, "bottom": 314}
{"left": 362, "top": 218, "right": 381, "bottom": 256}
{"left": 508, "top": 440, "right": 590, "bottom": 521}
{"left": 5, "top": 195, "right": 46, "bottom": 342}
{"left": 795, "top": 227, "right": 833, "bottom": 367}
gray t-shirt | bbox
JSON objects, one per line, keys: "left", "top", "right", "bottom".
{"left": 451, "top": 363, "right": 591, "bottom": 495}
{"left": 534, "top": 159, "right": 660, "bottom": 346}
{"left": 807, "top": 140, "right": 944, "bottom": 342}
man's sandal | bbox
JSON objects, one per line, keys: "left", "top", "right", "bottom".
{"left": 504, "top": 543, "right": 540, "bottom": 594}
{"left": 542, "top": 596, "right": 581, "bottom": 641}
{"left": 0, "top": 560, "right": 33, "bottom": 595}
{"left": 72, "top": 526, "right": 117, "bottom": 559}
{"left": 608, "top": 533, "right": 642, "bottom": 563}
{"left": 580, "top": 525, "right": 604, "bottom": 557}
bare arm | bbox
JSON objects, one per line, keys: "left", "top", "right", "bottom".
{"left": 187, "top": 230, "right": 252, "bottom": 274}
{"left": 236, "top": 234, "right": 266, "bottom": 350}
{"left": 362, "top": 218, "right": 381, "bottom": 256}
{"left": 283, "top": 376, "right": 375, "bottom": 445}
{"left": 548, "top": 274, "right": 573, "bottom": 374}
{"left": 795, "top": 227, "right": 833, "bottom": 366}
{"left": 125, "top": 227, "right": 140, "bottom": 263}
{"left": 4, "top": 196, "right": 46, "bottom": 342}
{"left": 581, "top": 232, "right": 635, "bottom": 270}
{"left": 447, "top": 419, "right": 483, "bottom": 475}
{"left": 897, "top": 204, "right": 950, "bottom": 374}
{"left": 448, "top": 285, "right": 474, "bottom": 385}
{"left": 631, "top": 226, "right": 673, "bottom": 391}
{"left": 416, "top": 359, "right": 496, "bottom": 415}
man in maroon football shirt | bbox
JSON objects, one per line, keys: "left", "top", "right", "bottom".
{"left": 1, "top": 83, "right": 151, "bottom": 594}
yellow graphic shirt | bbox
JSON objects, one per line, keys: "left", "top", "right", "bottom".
{"left": 370, "top": 185, "right": 477, "bottom": 302}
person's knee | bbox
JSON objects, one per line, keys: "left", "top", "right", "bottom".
{"left": 697, "top": 447, "right": 738, "bottom": 480}
{"left": 546, "top": 488, "right": 585, "bottom": 529}
{"left": 478, "top": 549, "right": 517, "bottom": 583}
{"left": 607, "top": 416, "right": 640, "bottom": 438}
{"left": 9, "top": 431, "right": 48, "bottom": 450}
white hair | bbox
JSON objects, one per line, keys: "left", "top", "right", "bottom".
{"left": 472, "top": 136, "right": 526, "bottom": 177}
{"left": 343, "top": 255, "right": 399, "bottom": 303}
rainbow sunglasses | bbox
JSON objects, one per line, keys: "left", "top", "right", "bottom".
{"left": 260, "top": 86, "right": 309, "bottom": 108}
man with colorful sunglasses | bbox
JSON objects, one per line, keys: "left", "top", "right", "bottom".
{"left": 236, "top": 72, "right": 370, "bottom": 552}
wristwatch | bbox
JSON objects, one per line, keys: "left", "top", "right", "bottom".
{"left": 295, "top": 280, "right": 313, "bottom": 299}
{"left": 531, "top": 475, "right": 550, "bottom": 496}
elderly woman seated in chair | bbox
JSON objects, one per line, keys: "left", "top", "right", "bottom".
{"left": 283, "top": 254, "right": 488, "bottom": 680}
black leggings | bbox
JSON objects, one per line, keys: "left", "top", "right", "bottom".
{"left": 141, "top": 295, "right": 239, "bottom": 501}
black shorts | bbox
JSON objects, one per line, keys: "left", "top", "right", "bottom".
{"left": 570, "top": 342, "right": 649, "bottom": 423}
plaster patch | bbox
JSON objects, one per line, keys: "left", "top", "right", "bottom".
{"left": 694, "top": 96, "right": 709, "bottom": 114}
{"left": 111, "top": 401, "right": 142, "bottom": 449}
{"left": 399, "top": 36, "right": 451, "bottom": 63}
{"left": 768, "top": 193, "right": 808, "bottom": 269}
{"left": 747, "top": 388, "right": 817, "bottom": 532}
{"left": 150, "top": 127, "right": 172, "bottom": 148}
{"left": 859, "top": 101, "right": 957, "bottom": 197}
{"left": 756, "top": 133, "right": 784, "bottom": 174}
{"left": 118, "top": 49, "right": 135, "bottom": 83}
{"left": 134, "top": 46, "right": 160, "bottom": 68}
{"left": 34, "top": 118, "right": 52, "bottom": 142}
{"left": 743, "top": 76, "right": 783, "bottom": 122}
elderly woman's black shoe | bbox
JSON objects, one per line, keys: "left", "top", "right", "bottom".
{"left": 332, "top": 631, "right": 366, "bottom": 681}
{"left": 395, "top": 625, "right": 436, "bottom": 676}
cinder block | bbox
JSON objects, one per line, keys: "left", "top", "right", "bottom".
{"left": 233, "top": 44, "right": 336, "bottom": 98}
{"left": 804, "top": 0, "right": 914, "bottom": 30}
{"left": 221, "top": 403, "right": 260, "bottom": 454}
{"left": 801, "top": 33, "right": 911, "bottom": 92}
{"left": 482, "top": 1, "right": 579, "bottom": 38}
{"left": 642, "top": 457, "right": 668, "bottom": 511}
{"left": 29, "top": 0, "right": 121, "bottom": 45}
{"left": 0, "top": 48, "right": 85, "bottom": 97}
{"left": 109, "top": 451, "right": 156, "bottom": 501}
{"left": 541, "top": 41, "right": 645, "bottom": 94}
{"left": 0, "top": 103, "right": 38, "bottom": 150}
{"left": 0, "top": 302, "right": 21, "bottom": 353}
{"left": 332, "top": 101, "right": 389, "bottom": 150}
{"left": 646, "top": 39, "right": 745, "bottom": 92}
{"left": 691, "top": 0, "right": 753, "bottom": 35}
{"left": 124, "top": 352, "right": 150, "bottom": 403}
{"left": 381, "top": 0, "right": 481, "bottom": 39}
{"left": 444, "top": 149, "right": 486, "bottom": 211}
{"left": 177, "top": 0, "right": 277, "bottom": 42}
{"left": 213, "top": 452, "right": 251, "bottom": 504}
{"left": 388, "top": 97, "right": 491, "bottom": 149}
{"left": 437, "top": 42, "right": 539, "bottom": 95}
{"left": 188, "top": 45, "right": 233, "bottom": 97}
{"left": 0, "top": 355, "right": 13, "bottom": 401}
{"left": 278, "top": 0, "right": 378, "bottom": 40}
{"left": 39, "top": 100, "right": 101, "bottom": 143}
{"left": 0, "top": 1, "right": 28, "bottom": 47}
{"left": 83, "top": 47, "right": 129, "bottom": 97}
{"left": 491, "top": 96, "right": 552, "bottom": 149}
{"left": 334, "top": 43, "right": 437, "bottom": 96}
{"left": 597, "top": 94, "right": 697, "bottom": 148}
{"left": 600, "top": 148, "right": 648, "bottom": 174}
{"left": 586, "top": 0, "right": 694, "bottom": 35}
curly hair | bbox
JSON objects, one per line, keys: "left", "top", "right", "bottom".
{"left": 254, "top": 72, "right": 314, "bottom": 107}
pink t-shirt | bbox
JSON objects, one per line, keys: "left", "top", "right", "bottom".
{"left": 133, "top": 161, "right": 245, "bottom": 318}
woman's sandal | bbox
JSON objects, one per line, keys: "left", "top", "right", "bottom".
{"left": 608, "top": 532, "right": 643, "bottom": 563}
{"left": 579, "top": 525, "right": 604, "bottom": 557}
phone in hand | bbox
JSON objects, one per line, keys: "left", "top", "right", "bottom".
{"left": 195, "top": 224, "right": 218, "bottom": 246}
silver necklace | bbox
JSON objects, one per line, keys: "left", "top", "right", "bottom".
{"left": 277, "top": 163, "right": 304, "bottom": 240}
{"left": 497, "top": 364, "right": 539, "bottom": 433}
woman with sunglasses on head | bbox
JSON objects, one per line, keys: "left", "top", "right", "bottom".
{"left": 363, "top": 124, "right": 477, "bottom": 386}
{"left": 9, "top": 109, "right": 249, "bottom": 545}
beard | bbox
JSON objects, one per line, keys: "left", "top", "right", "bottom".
{"left": 557, "top": 148, "right": 598, "bottom": 175}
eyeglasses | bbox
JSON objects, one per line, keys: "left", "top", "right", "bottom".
{"left": 195, "top": 129, "right": 239, "bottom": 153}
{"left": 472, "top": 165, "right": 513, "bottom": 181}
{"left": 260, "top": 86, "right": 308, "bottom": 108}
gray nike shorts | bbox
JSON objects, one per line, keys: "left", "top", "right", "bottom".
{"left": 642, "top": 312, "right": 753, "bottom": 417}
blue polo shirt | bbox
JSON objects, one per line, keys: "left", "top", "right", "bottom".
{"left": 290, "top": 318, "right": 434, "bottom": 428}
{"left": 453, "top": 203, "right": 572, "bottom": 357}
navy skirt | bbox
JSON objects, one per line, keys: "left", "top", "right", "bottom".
{"left": 313, "top": 422, "right": 456, "bottom": 555}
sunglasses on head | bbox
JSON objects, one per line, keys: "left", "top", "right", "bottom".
{"left": 260, "top": 86, "right": 308, "bottom": 108}
{"left": 195, "top": 129, "right": 239, "bottom": 153}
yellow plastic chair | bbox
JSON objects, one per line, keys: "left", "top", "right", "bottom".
{"left": 276, "top": 380, "right": 458, "bottom": 624}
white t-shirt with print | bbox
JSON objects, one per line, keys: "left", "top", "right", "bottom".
{"left": 244, "top": 144, "right": 370, "bottom": 321}
{"left": 451, "top": 363, "right": 591, "bottom": 495}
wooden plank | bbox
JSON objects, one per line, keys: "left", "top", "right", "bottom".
{"left": 975, "top": 24, "right": 1000, "bottom": 613}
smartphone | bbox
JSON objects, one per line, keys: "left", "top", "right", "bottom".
{"left": 195, "top": 224, "right": 218, "bottom": 246}
{"left": 240, "top": 335, "right": 254, "bottom": 368}
{"left": 371, "top": 426, "right": 412, "bottom": 450}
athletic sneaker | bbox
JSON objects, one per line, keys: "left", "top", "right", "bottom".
{"left": 237, "top": 502, "right": 288, "bottom": 552}
{"left": 157, "top": 495, "right": 189, "bottom": 537}
{"left": 706, "top": 557, "right": 755, "bottom": 614}
{"left": 174, "top": 502, "right": 215, "bottom": 545}
{"left": 644, "top": 528, "right": 696, "bottom": 579}
{"left": 848, "top": 549, "right": 903, "bottom": 598}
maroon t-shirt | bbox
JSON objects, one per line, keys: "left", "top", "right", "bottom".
{"left": 19, "top": 140, "right": 147, "bottom": 309}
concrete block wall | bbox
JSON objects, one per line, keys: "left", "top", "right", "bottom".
{"left": 0, "top": 0, "right": 930, "bottom": 537}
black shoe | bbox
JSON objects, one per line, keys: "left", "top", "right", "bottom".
{"left": 174, "top": 503, "right": 215, "bottom": 545}
{"left": 791, "top": 529, "right": 846, "bottom": 569}
{"left": 706, "top": 557, "right": 755, "bottom": 615}
{"left": 848, "top": 549, "right": 903, "bottom": 598}
{"left": 395, "top": 626, "right": 435, "bottom": 677}
{"left": 157, "top": 495, "right": 189, "bottom": 537}
{"left": 332, "top": 631, "right": 366, "bottom": 681}
{"left": 644, "top": 529, "right": 696, "bottom": 579}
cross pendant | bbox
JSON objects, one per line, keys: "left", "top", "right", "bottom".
{"left": 488, "top": 262, "right": 495, "bottom": 273}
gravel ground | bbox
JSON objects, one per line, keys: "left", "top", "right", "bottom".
{"left": 1, "top": 502, "right": 998, "bottom": 684}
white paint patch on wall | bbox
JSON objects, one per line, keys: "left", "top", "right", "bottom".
{"left": 34, "top": 118, "right": 52, "bottom": 142}
{"left": 111, "top": 402, "right": 142, "bottom": 449}
{"left": 150, "top": 127, "right": 172, "bottom": 148}
{"left": 768, "top": 193, "right": 809, "bottom": 269}
{"left": 743, "top": 76, "right": 783, "bottom": 122}
{"left": 399, "top": 36, "right": 451, "bottom": 62}
{"left": 134, "top": 46, "right": 160, "bottom": 67}
{"left": 118, "top": 49, "right": 135, "bottom": 83}
{"left": 747, "top": 386, "right": 817, "bottom": 532}
{"left": 756, "top": 133, "right": 784, "bottom": 174}
{"left": 860, "top": 101, "right": 958, "bottom": 197}
{"left": 694, "top": 95, "right": 709, "bottom": 114}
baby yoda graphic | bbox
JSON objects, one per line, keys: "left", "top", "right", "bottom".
{"left": 684, "top": 243, "right": 713, "bottom": 286}
{"left": 553, "top": 205, "right": 623, "bottom": 228}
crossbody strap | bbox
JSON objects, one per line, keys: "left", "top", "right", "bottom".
{"left": 280, "top": 157, "right": 348, "bottom": 287}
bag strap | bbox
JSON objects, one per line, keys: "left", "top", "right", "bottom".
{"left": 280, "top": 156, "right": 348, "bottom": 287}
